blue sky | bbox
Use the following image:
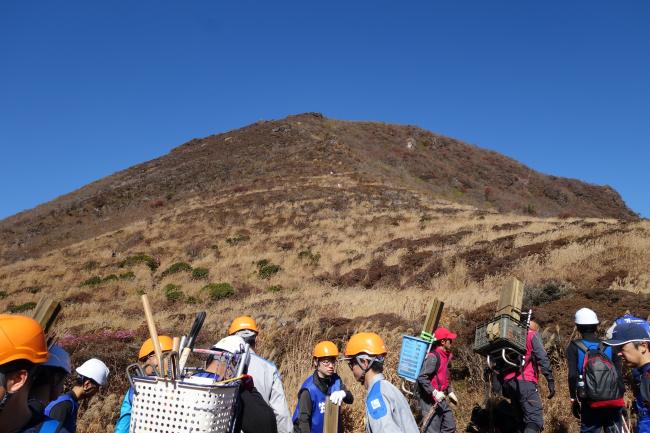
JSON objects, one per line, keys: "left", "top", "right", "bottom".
{"left": 1, "top": 0, "right": 648, "bottom": 219}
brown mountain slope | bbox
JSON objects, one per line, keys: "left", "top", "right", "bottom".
{"left": 0, "top": 112, "right": 634, "bottom": 264}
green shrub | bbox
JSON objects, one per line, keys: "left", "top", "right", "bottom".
{"left": 267, "top": 285, "right": 284, "bottom": 293}
{"left": 298, "top": 250, "right": 320, "bottom": 266}
{"left": 226, "top": 234, "right": 250, "bottom": 246}
{"left": 102, "top": 274, "right": 119, "bottom": 283}
{"left": 161, "top": 262, "right": 192, "bottom": 278}
{"left": 136, "top": 289, "right": 146, "bottom": 296}
{"left": 0, "top": 291, "right": 7, "bottom": 300}
{"left": 9, "top": 302, "right": 37, "bottom": 313}
{"left": 256, "top": 260, "right": 281, "bottom": 280}
{"left": 523, "top": 203, "right": 537, "bottom": 215}
{"left": 164, "top": 284, "right": 184, "bottom": 302}
{"left": 202, "top": 283, "right": 234, "bottom": 301}
{"left": 192, "top": 267, "right": 209, "bottom": 280}
{"left": 523, "top": 281, "right": 568, "bottom": 307}
{"left": 119, "top": 254, "right": 159, "bottom": 271}
{"left": 185, "top": 296, "right": 201, "bottom": 305}
{"left": 24, "top": 286, "right": 41, "bottom": 294}
{"left": 81, "top": 276, "right": 102, "bottom": 286}
{"left": 119, "top": 271, "right": 136, "bottom": 281}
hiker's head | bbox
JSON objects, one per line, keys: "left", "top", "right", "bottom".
{"left": 30, "top": 344, "right": 71, "bottom": 404}
{"left": 139, "top": 336, "right": 173, "bottom": 375}
{"left": 228, "top": 316, "right": 259, "bottom": 348}
{"left": 0, "top": 314, "right": 48, "bottom": 410}
{"left": 605, "top": 322, "right": 650, "bottom": 368}
{"left": 434, "top": 327, "right": 457, "bottom": 351}
{"left": 74, "top": 358, "right": 109, "bottom": 399}
{"left": 343, "top": 333, "right": 387, "bottom": 385}
{"left": 312, "top": 341, "right": 339, "bottom": 377}
{"left": 207, "top": 336, "right": 248, "bottom": 380}
{"left": 575, "top": 308, "right": 599, "bottom": 334}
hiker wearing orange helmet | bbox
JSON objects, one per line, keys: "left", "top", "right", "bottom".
{"left": 292, "top": 341, "right": 353, "bottom": 433}
{"left": 417, "top": 327, "right": 458, "bottom": 433}
{"left": 0, "top": 314, "right": 70, "bottom": 433}
{"left": 344, "top": 332, "right": 418, "bottom": 433}
{"left": 229, "top": 315, "right": 293, "bottom": 433}
{"left": 114, "top": 336, "right": 173, "bottom": 433}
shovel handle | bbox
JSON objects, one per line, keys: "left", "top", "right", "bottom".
{"left": 172, "top": 337, "right": 180, "bottom": 352}
{"left": 141, "top": 294, "right": 164, "bottom": 375}
{"left": 178, "top": 347, "right": 191, "bottom": 373}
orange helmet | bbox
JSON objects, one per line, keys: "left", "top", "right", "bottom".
{"left": 344, "top": 332, "right": 387, "bottom": 358}
{"left": 313, "top": 341, "right": 339, "bottom": 358}
{"left": 0, "top": 314, "right": 48, "bottom": 365}
{"left": 138, "top": 335, "right": 173, "bottom": 361}
{"left": 228, "top": 316, "right": 259, "bottom": 335}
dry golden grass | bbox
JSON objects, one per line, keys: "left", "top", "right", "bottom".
{"left": 0, "top": 181, "right": 648, "bottom": 432}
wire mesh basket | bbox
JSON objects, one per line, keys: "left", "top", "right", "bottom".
{"left": 129, "top": 376, "right": 240, "bottom": 433}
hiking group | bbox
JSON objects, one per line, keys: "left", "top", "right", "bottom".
{"left": 2, "top": 309, "right": 650, "bottom": 433}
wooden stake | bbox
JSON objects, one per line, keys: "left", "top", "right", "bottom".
{"left": 495, "top": 278, "right": 524, "bottom": 320}
{"left": 31, "top": 297, "right": 62, "bottom": 336}
{"left": 141, "top": 294, "right": 164, "bottom": 375}
{"left": 422, "top": 299, "right": 444, "bottom": 336}
{"left": 323, "top": 399, "right": 339, "bottom": 433}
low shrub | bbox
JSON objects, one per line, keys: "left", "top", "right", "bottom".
{"left": 192, "top": 267, "right": 209, "bottom": 280}
{"left": 202, "top": 283, "right": 234, "bottom": 301}
{"left": 8, "top": 302, "right": 37, "bottom": 313}
{"left": 25, "top": 286, "right": 41, "bottom": 294}
{"left": 119, "top": 271, "right": 135, "bottom": 281}
{"left": 164, "top": 284, "right": 184, "bottom": 302}
{"left": 82, "top": 260, "right": 99, "bottom": 271}
{"left": 102, "top": 274, "right": 119, "bottom": 283}
{"left": 160, "top": 262, "right": 192, "bottom": 278}
{"left": 256, "top": 260, "right": 281, "bottom": 280}
{"left": 298, "top": 249, "right": 320, "bottom": 266}
{"left": 267, "top": 285, "right": 284, "bottom": 293}
{"left": 119, "top": 254, "right": 159, "bottom": 272}
{"left": 0, "top": 291, "right": 6, "bottom": 300}
{"left": 81, "top": 276, "right": 102, "bottom": 286}
{"left": 524, "top": 281, "right": 569, "bottom": 307}
{"left": 226, "top": 234, "right": 250, "bottom": 246}
{"left": 185, "top": 296, "right": 201, "bottom": 305}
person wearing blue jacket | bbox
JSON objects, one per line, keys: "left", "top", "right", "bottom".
{"left": 292, "top": 341, "right": 353, "bottom": 433}
{"left": 114, "top": 336, "right": 173, "bottom": 433}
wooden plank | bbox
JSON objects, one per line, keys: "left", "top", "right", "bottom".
{"left": 31, "top": 297, "right": 62, "bottom": 335}
{"left": 323, "top": 399, "right": 339, "bottom": 433}
{"left": 495, "top": 278, "right": 524, "bottom": 320}
{"left": 422, "top": 298, "right": 444, "bottom": 336}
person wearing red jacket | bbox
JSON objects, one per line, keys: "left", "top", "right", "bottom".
{"left": 417, "top": 327, "right": 459, "bottom": 433}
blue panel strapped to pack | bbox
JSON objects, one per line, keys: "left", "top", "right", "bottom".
{"left": 397, "top": 335, "right": 430, "bottom": 382}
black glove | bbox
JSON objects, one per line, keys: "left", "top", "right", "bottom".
{"left": 571, "top": 400, "right": 581, "bottom": 419}
{"left": 547, "top": 382, "right": 556, "bottom": 399}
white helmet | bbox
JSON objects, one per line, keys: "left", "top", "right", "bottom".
{"left": 575, "top": 308, "right": 599, "bottom": 325}
{"left": 212, "top": 335, "right": 246, "bottom": 354}
{"left": 76, "top": 358, "right": 109, "bottom": 386}
{"left": 43, "top": 344, "right": 72, "bottom": 374}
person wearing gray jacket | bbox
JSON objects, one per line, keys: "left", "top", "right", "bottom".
{"left": 228, "top": 316, "right": 293, "bottom": 433}
{"left": 344, "top": 332, "right": 419, "bottom": 433}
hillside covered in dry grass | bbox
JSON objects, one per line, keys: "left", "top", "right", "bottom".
{"left": 0, "top": 114, "right": 647, "bottom": 432}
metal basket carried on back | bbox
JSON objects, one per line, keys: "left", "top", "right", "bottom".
{"left": 129, "top": 374, "right": 240, "bottom": 433}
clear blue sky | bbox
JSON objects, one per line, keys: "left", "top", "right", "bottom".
{"left": 1, "top": 1, "right": 648, "bottom": 219}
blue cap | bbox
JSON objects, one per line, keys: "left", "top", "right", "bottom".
{"left": 604, "top": 321, "right": 650, "bottom": 346}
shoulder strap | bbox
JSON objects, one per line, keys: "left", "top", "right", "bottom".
{"left": 574, "top": 340, "right": 590, "bottom": 353}
{"left": 38, "top": 419, "right": 63, "bottom": 433}
{"left": 431, "top": 349, "right": 441, "bottom": 376}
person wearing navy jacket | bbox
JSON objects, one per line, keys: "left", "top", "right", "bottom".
{"left": 293, "top": 341, "right": 353, "bottom": 433}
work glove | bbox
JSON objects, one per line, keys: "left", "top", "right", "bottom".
{"left": 432, "top": 389, "right": 446, "bottom": 403}
{"left": 448, "top": 392, "right": 459, "bottom": 406}
{"left": 547, "top": 381, "right": 556, "bottom": 399}
{"left": 329, "top": 390, "right": 347, "bottom": 406}
{"left": 571, "top": 399, "right": 581, "bottom": 419}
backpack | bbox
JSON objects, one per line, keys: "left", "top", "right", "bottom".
{"left": 575, "top": 340, "right": 625, "bottom": 408}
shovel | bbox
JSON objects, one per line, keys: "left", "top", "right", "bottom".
{"left": 178, "top": 311, "right": 207, "bottom": 374}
